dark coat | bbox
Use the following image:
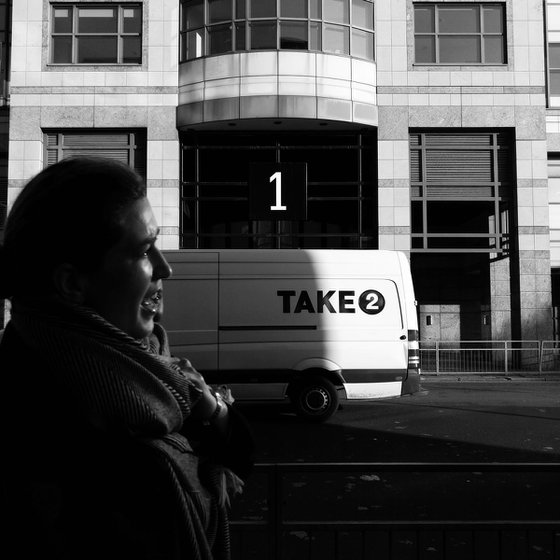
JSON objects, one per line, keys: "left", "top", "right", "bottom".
{"left": 0, "top": 324, "right": 254, "bottom": 560}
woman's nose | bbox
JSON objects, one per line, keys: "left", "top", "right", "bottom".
{"left": 152, "top": 247, "right": 172, "bottom": 279}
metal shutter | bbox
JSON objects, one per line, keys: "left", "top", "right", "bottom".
{"left": 44, "top": 130, "right": 147, "bottom": 178}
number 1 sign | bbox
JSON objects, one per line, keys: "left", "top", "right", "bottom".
{"left": 249, "top": 163, "right": 308, "bottom": 220}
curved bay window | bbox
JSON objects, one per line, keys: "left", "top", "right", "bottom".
{"left": 180, "top": 132, "right": 377, "bottom": 249}
{"left": 180, "top": 0, "right": 374, "bottom": 61}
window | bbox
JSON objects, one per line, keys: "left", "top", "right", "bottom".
{"left": 51, "top": 4, "right": 142, "bottom": 64}
{"left": 180, "top": 132, "right": 377, "bottom": 249}
{"left": 414, "top": 3, "right": 506, "bottom": 64}
{"left": 180, "top": 0, "right": 374, "bottom": 62}
{"left": 548, "top": 2, "right": 560, "bottom": 100}
{"left": 409, "top": 131, "right": 514, "bottom": 253}
{"left": 44, "top": 130, "right": 147, "bottom": 178}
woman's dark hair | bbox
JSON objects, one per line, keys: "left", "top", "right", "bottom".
{"left": 0, "top": 157, "right": 147, "bottom": 298}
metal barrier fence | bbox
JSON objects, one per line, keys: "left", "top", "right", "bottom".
{"left": 229, "top": 462, "right": 560, "bottom": 560}
{"left": 420, "top": 340, "right": 560, "bottom": 374}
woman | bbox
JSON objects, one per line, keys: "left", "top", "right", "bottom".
{"left": 0, "top": 157, "right": 253, "bottom": 560}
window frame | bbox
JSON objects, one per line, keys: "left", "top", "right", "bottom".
{"left": 50, "top": 3, "right": 143, "bottom": 65}
{"left": 413, "top": 2, "right": 507, "bottom": 66}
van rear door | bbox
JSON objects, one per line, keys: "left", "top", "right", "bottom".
{"left": 162, "top": 251, "right": 219, "bottom": 370}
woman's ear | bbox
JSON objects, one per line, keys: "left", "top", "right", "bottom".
{"left": 52, "top": 263, "right": 87, "bottom": 304}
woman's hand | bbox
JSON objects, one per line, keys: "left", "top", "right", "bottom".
{"left": 167, "top": 357, "right": 227, "bottom": 424}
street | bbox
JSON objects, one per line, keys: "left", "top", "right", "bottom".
{"left": 232, "top": 380, "right": 560, "bottom": 523}
{"left": 229, "top": 378, "right": 560, "bottom": 558}
{"left": 239, "top": 378, "right": 560, "bottom": 463}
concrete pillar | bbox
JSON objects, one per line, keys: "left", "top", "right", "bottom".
{"left": 377, "top": 106, "right": 411, "bottom": 255}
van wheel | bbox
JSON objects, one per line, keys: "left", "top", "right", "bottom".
{"left": 291, "top": 376, "right": 339, "bottom": 422}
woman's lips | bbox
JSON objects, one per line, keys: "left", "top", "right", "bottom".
{"left": 140, "top": 290, "right": 162, "bottom": 314}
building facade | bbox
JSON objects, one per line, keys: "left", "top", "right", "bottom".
{"left": 3, "top": 0, "right": 560, "bottom": 343}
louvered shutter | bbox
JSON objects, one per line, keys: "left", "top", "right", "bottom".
{"left": 410, "top": 131, "right": 513, "bottom": 199}
{"left": 44, "top": 130, "right": 147, "bottom": 178}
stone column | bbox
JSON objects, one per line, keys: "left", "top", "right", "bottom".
{"left": 515, "top": 110, "right": 553, "bottom": 342}
{"left": 377, "top": 106, "right": 411, "bottom": 254}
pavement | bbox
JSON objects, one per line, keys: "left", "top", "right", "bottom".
{"left": 421, "top": 372, "right": 560, "bottom": 383}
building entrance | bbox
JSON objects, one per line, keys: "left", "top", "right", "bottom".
{"left": 180, "top": 131, "right": 377, "bottom": 249}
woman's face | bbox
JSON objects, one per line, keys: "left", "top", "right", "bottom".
{"left": 81, "top": 197, "right": 172, "bottom": 339}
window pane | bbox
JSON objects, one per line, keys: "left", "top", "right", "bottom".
{"left": 352, "top": 28, "right": 373, "bottom": 60}
{"left": 52, "top": 36, "right": 73, "bottom": 63}
{"left": 236, "top": 0, "right": 246, "bottom": 19}
{"left": 78, "top": 8, "right": 117, "bottom": 33}
{"left": 483, "top": 35, "right": 504, "bottom": 63}
{"left": 411, "top": 201, "right": 423, "bottom": 233}
{"left": 415, "top": 35, "right": 435, "bottom": 63}
{"left": 184, "top": 0, "right": 204, "bottom": 29}
{"left": 551, "top": 70, "right": 560, "bottom": 95}
{"left": 308, "top": 200, "right": 358, "bottom": 233}
{"left": 54, "top": 7, "right": 73, "bottom": 33}
{"left": 250, "top": 21, "right": 276, "bottom": 49}
{"left": 324, "top": 23, "right": 349, "bottom": 54}
{"left": 427, "top": 202, "right": 495, "bottom": 234}
{"left": 414, "top": 5, "right": 434, "bottom": 33}
{"left": 123, "top": 7, "right": 142, "bottom": 33}
{"left": 310, "top": 0, "right": 321, "bottom": 19}
{"left": 187, "top": 29, "right": 204, "bottom": 58}
{"left": 324, "top": 0, "right": 349, "bottom": 24}
{"left": 310, "top": 21, "right": 321, "bottom": 50}
{"left": 549, "top": 5, "right": 560, "bottom": 30}
{"left": 199, "top": 200, "right": 249, "bottom": 235}
{"left": 483, "top": 5, "right": 503, "bottom": 33}
{"left": 281, "top": 0, "right": 307, "bottom": 18}
{"left": 439, "top": 35, "right": 480, "bottom": 63}
{"left": 352, "top": 0, "right": 373, "bottom": 31}
{"left": 250, "top": 0, "right": 276, "bottom": 18}
{"left": 550, "top": 44, "right": 560, "bottom": 68}
{"left": 208, "top": 23, "right": 232, "bottom": 54}
{"left": 180, "top": 33, "right": 187, "bottom": 60}
{"left": 122, "top": 36, "right": 142, "bottom": 63}
{"left": 77, "top": 36, "right": 118, "bottom": 63}
{"left": 438, "top": 6, "right": 479, "bottom": 33}
{"left": 235, "top": 22, "right": 246, "bottom": 50}
{"left": 280, "top": 21, "right": 308, "bottom": 49}
{"left": 209, "top": 0, "right": 231, "bottom": 24}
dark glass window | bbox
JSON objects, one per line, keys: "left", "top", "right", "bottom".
{"left": 180, "top": 132, "right": 377, "bottom": 249}
{"left": 209, "top": 0, "right": 231, "bottom": 23}
{"left": 414, "top": 3, "right": 506, "bottom": 65}
{"left": 51, "top": 4, "right": 142, "bottom": 64}
{"left": 281, "top": 0, "right": 308, "bottom": 18}
{"left": 250, "top": 0, "right": 276, "bottom": 18}
{"left": 208, "top": 23, "right": 232, "bottom": 54}
{"left": 250, "top": 21, "right": 277, "bottom": 49}
{"left": 280, "top": 21, "right": 308, "bottom": 50}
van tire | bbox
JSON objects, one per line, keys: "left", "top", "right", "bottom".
{"left": 290, "top": 375, "right": 339, "bottom": 422}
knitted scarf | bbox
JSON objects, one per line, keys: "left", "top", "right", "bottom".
{"left": 10, "top": 297, "right": 231, "bottom": 560}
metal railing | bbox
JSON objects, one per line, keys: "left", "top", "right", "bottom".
{"left": 420, "top": 340, "right": 560, "bottom": 374}
{"left": 229, "top": 462, "right": 560, "bottom": 560}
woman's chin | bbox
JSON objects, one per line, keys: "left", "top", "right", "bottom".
{"left": 130, "top": 309, "right": 156, "bottom": 339}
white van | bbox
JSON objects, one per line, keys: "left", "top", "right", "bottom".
{"left": 162, "top": 249, "right": 420, "bottom": 421}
